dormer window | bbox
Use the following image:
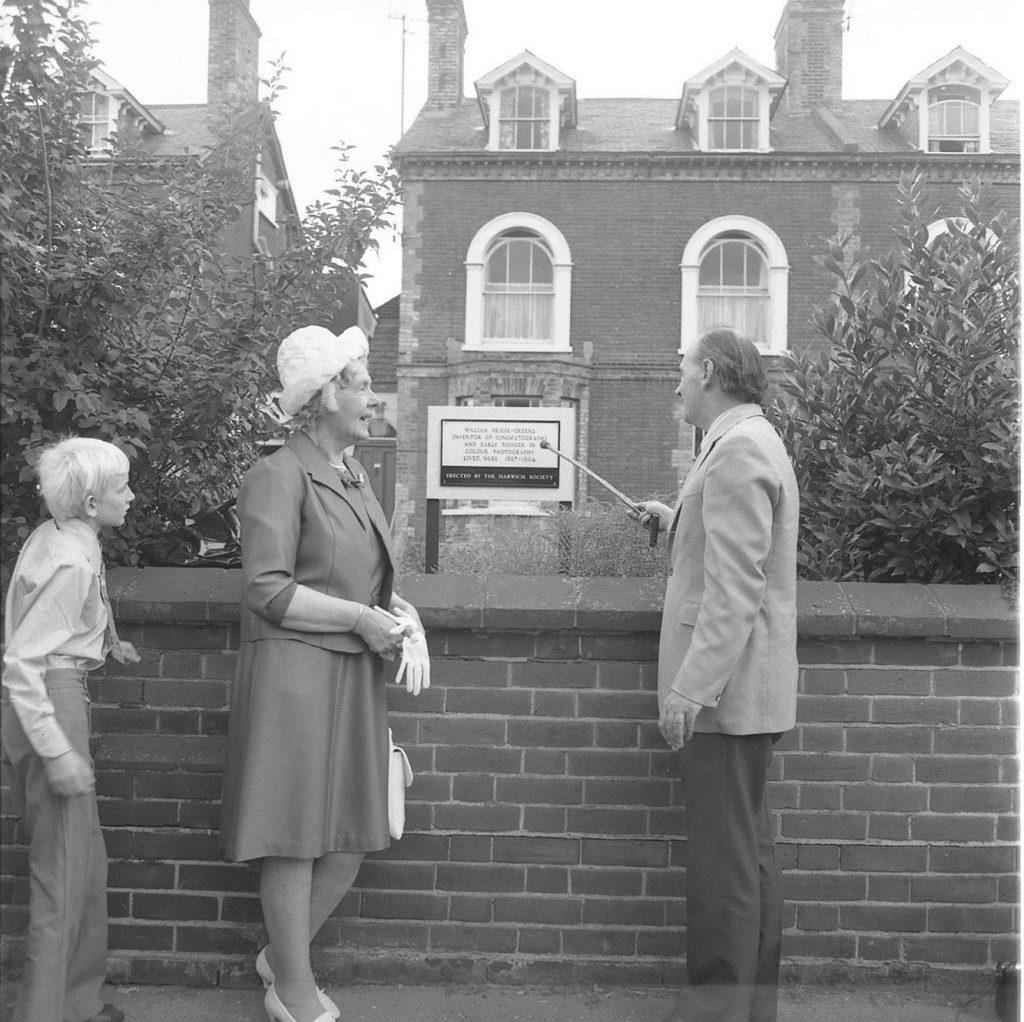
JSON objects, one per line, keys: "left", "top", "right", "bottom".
{"left": 879, "top": 47, "right": 1008, "bottom": 156}
{"left": 708, "top": 85, "right": 760, "bottom": 150}
{"left": 80, "top": 89, "right": 117, "bottom": 153}
{"left": 676, "top": 49, "right": 785, "bottom": 154}
{"left": 499, "top": 84, "right": 550, "bottom": 150}
{"left": 78, "top": 69, "right": 165, "bottom": 159}
{"left": 475, "top": 51, "right": 577, "bottom": 154}
{"left": 927, "top": 85, "right": 980, "bottom": 152}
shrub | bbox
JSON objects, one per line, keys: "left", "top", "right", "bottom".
{"left": 0, "top": 0, "right": 399, "bottom": 582}
{"left": 400, "top": 500, "right": 671, "bottom": 577}
{"left": 769, "top": 172, "right": 1019, "bottom": 584}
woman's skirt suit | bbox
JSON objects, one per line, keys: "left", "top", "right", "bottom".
{"left": 220, "top": 431, "right": 396, "bottom": 861}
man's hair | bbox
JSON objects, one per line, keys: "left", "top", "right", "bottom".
{"left": 697, "top": 328, "right": 768, "bottom": 405}
{"left": 36, "top": 437, "right": 131, "bottom": 520}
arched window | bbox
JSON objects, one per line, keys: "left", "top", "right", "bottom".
{"left": 680, "top": 216, "right": 788, "bottom": 353}
{"left": 926, "top": 216, "right": 998, "bottom": 252}
{"left": 483, "top": 232, "right": 554, "bottom": 342}
{"left": 707, "top": 84, "right": 760, "bottom": 150}
{"left": 927, "top": 85, "right": 980, "bottom": 153}
{"left": 465, "top": 213, "right": 572, "bottom": 352}
{"left": 697, "top": 235, "right": 770, "bottom": 346}
{"left": 499, "top": 85, "right": 550, "bottom": 150}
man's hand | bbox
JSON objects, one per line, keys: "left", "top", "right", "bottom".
{"left": 44, "top": 749, "right": 94, "bottom": 797}
{"left": 660, "top": 690, "right": 704, "bottom": 751}
{"left": 630, "top": 500, "right": 673, "bottom": 534}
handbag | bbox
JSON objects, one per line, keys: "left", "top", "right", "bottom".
{"left": 388, "top": 728, "right": 414, "bottom": 840}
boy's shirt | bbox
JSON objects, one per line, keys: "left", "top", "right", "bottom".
{"left": 2, "top": 518, "right": 110, "bottom": 759}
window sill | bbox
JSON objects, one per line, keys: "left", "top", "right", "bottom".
{"left": 463, "top": 341, "right": 572, "bottom": 354}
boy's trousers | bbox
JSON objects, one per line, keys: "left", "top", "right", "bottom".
{"left": 1, "top": 668, "right": 108, "bottom": 1022}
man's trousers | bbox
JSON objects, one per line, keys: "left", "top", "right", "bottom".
{"left": 667, "top": 732, "right": 783, "bottom": 1022}
{"left": 2, "top": 669, "right": 108, "bottom": 1022}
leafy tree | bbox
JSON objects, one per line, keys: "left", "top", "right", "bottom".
{"left": 0, "top": 0, "right": 399, "bottom": 580}
{"left": 770, "top": 172, "right": 1019, "bottom": 584}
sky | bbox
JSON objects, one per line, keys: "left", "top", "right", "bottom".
{"left": 78, "top": 0, "right": 1021, "bottom": 307}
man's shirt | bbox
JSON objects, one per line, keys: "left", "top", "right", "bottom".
{"left": 2, "top": 518, "right": 109, "bottom": 759}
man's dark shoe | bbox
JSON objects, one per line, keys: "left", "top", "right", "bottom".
{"left": 81, "top": 1004, "right": 125, "bottom": 1022}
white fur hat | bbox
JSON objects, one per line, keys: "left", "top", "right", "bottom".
{"left": 275, "top": 325, "right": 369, "bottom": 417}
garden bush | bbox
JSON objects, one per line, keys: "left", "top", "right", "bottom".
{"left": 398, "top": 500, "right": 671, "bottom": 578}
{"left": 769, "top": 172, "right": 1019, "bottom": 585}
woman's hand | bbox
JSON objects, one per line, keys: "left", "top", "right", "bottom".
{"left": 388, "top": 597, "right": 424, "bottom": 635}
{"left": 353, "top": 606, "right": 405, "bottom": 659}
{"left": 629, "top": 500, "right": 673, "bottom": 534}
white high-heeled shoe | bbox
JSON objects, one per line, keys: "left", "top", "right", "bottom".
{"left": 256, "top": 947, "right": 340, "bottom": 1019}
{"left": 264, "top": 981, "right": 334, "bottom": 1022}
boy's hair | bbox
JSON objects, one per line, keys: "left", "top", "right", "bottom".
{"left": 36, "top": 437, "right": 131, "bottom": 521}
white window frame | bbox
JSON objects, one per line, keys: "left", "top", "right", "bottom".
{"left": 706, "top": 84, "right": 761, "bottom": 151}
{"left": 927, "top": 87, "right": 982, "bottom": 153}
{"left": 496, "top": 84, "right": 551, "bottom": 151}
{"left": 680, "top": 215, "right": 789, "bottom": 354}
{"left": 486, "top": 82, "right": 560, "bottom": 152}
{"left": 465, "top": 212, "right": 572, "bottom": 353}
{"left": 915, "top": 84, "right": 991, "bottom": 154}
{"left": 697, "top": 80, "right": 771, "bottom": 153}
{"left": 80, "top": 89, "right": 118, "bottom": 154}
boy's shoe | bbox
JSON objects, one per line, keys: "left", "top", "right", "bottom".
{"left": 81, "top": 1004, "right": 125, "bottom": 1022}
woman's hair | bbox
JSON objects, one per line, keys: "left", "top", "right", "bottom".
{"left": 287, "top": 359, "right": 364, "bottom": 433}
{"left": 36, "top": 437, "right": 130, "bottom": 520}
{"left": 697, "top": 328, "right": 768, "bottom": 405}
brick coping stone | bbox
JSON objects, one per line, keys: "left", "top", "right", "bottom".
{"left": 105, "top": 569, "right": 1017, "bottom": 640}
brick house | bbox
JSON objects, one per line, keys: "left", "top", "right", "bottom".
{"left": 79, "top": 0, "right": 299, "bottom": 261}
{"left": 391, "top": 0, "right": 1019, "bottom": 554}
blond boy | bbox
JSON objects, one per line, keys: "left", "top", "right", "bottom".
{"left": 2, "top": 438, "right": 139, "bottom": 1022}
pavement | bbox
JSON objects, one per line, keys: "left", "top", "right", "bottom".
{"left": 0, "top": 979, "right": 1004, "bottom": 1022}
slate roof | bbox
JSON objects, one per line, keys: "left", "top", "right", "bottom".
{"left": 396, "top": 97, "right": 1020, "bottom": 156}
{"left": 143, "top": 104, "right": 217, "bottom": 156}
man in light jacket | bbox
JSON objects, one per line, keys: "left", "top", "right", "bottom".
{"left": 636, "top": 328, "right": 799, "bottom": 1022}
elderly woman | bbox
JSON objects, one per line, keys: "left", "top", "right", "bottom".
{"left": 220, "top": 325, "right": 426, "bottom": 1022}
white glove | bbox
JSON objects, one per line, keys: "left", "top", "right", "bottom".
{"left": 374, "top": 606, "right": 430, "bottom": 696}
{"left": 395, "top": 630, "right": 430, "bottom": 696}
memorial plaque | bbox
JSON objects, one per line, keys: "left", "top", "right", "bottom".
{"left": 426, "top": 406, "right": 576, "bottom": 502}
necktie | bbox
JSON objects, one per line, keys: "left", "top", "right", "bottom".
{"left": 99, "top": 563, "right": 120, "bottom": 657}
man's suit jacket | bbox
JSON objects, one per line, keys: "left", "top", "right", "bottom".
{"left": 658, "top": 403, "right": 799, "bottom": 735}
{"left": 237, "top": 431, "right": 396, "bottom": 653}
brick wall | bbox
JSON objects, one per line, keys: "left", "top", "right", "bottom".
{"left": 1, "top": 570, "right": 1017, "bottom": 986}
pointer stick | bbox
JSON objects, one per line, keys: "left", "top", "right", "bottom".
{"left": 539, "top": 440, "right": 660, "bottom": 547}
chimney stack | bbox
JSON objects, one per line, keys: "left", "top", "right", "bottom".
{"left": 208, "top": 0, "right": 261, "bottom": 111}
{"left": 774, "top": 0, "right": 844, "bottom": 113}
{"left": 425, "top": 0, "right": 467, "bottom": 109}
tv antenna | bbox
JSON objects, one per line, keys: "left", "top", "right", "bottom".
{"left": 387, "top": 12, "right": 427, "bottom": 136}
